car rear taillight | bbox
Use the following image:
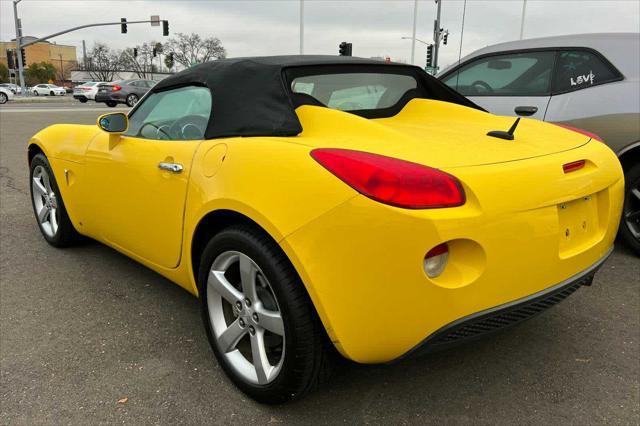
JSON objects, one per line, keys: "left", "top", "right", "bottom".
{"left": 311, "top": 148, "right": 465, "bottom": 209}
{"left": 424, "top": 243, "right": 449, "bottom": 278}
{"left": 563, "top": 160, "right": 586, "bottom": 174}
{"left": 554, "top": 123, "right": 603, "bottom": 142}
{"left": 112, "top": 85, "right": 122, "bottom": 91}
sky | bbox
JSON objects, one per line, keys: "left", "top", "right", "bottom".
{"left": 1, "top": 0, "right": 638, "bottom": 69}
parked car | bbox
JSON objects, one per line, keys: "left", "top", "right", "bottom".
{"left": 0, "top": 86, "right": 13, "bottom": 104}
{"left": 94, "top": 79, "right": 156, "bottom": 107}
{"left": 27, "top": 56, "right": 623, "bottom": 403}
{"left": 439, "top": 33, "right": 640, "bottom": 254}
{"left": 0, "top": 83, "right": 20, "bottom": 94}
{"left": 72, "top": 82, "right": 108, "bottom": 103}
{"left": 32, "top": 84, "right": 66, "bottom": 96}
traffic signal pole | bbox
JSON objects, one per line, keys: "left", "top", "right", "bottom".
{"left": 12, "top": 0, "right": 26, "bottom": 96}
{"left": 433, "top": 0, "right": 442, "bottom": 73}
{"left": 11, "top": 2, "right": 165, "bottom": 96}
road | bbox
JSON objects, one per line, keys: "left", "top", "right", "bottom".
{"left": 1, "top": 107, "right": 638, "bottom": 425}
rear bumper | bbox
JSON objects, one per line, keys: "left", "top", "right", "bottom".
{"left": 400, "top": 246, "right": 612, "bottom": 359}
{"left": 95, "top": 93, "right": 124, "bottom": 103}
{"left": 281, "top": 141, "right": 624, "bottom": 363}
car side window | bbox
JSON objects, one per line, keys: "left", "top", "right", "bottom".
{"left": 442, "top": 51, "right": 555, "bottom": 96}
{"left": 125, "top": 86, "right": 212, "bottom": 141}
{"left": 552, "top": 50, "right": 620, "bottom": 93}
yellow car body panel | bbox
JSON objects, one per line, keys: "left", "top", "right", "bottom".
{"left": 27, "top": 98, "right": 624, "bottom": 363}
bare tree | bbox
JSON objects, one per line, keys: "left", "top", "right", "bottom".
{"left": 164, "top": 33, "right": 226, "bottom": 68}
{"left": 121, "top": 42, "right": 164, "bottom": 78}
{"left": 85, "top": 43, "right": 122, "bottom": 81}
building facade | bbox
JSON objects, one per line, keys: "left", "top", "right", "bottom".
{"left": 0, "top": 37, "right": 78, "bottom": 80}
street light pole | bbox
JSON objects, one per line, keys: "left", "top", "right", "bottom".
{"left": 299, "top": 0, "right": 304, "bottom": 54}
{"left": 519, "top": 0, "right": 527, "bottom": 40}
{"left": 12, "top": 0, "right": 26, "bottom": 96}
{"left": 410, "top": 0, "right": 418, "bottom": 65}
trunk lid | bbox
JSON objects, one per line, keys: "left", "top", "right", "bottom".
{"left": 295, "top": 99, "right": 590, "bottom": 168}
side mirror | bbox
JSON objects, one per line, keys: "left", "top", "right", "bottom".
{"left": 97, "top": 112, "right": 128, "bottom": 133}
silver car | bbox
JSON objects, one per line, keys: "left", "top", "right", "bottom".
{"left": 439, "top": 33, "right": 640, "bottom": 255}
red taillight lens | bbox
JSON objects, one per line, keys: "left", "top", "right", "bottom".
{"left": 554, "top": 123, "right": 603, "bottom": 142}
{"left": 563, "top": 160, "right": 586, "bottom": 174}
{"left": 112, "top": 85, "right": 122, "bottom": 91}
{"left": 311, "top": 148, "right": 465, "bottom": 209}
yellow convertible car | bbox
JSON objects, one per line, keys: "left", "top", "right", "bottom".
{"left": 28, "top": 56, "right": 624, "bottom": 403}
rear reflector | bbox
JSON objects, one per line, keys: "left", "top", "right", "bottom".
{"left": 424, "top": 243, "right": 449, "bottom": 278}
{"left": 311, "top": 148, "right": 465, "bottom": 209}
{"left": 112, "top": 85, "right": 122, "bottom": 91}
{"left": 563, "top": 160, "right": 586, "bottom": 174}
{"left": 554, "top": 123, "right": 603, "bottom": 142}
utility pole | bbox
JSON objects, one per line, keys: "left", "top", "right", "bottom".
{"left": 410, "top": 0, "right": 418, "bottom": 65}
{"left": 519, "top": 0, "right": 527, "bottom": 40}
{"left": 299, "top": 0, "right": 304, "bottom": 54}
{"left": 58, "top": 53, "right": 64, "bottom": 83}
{"left": 433, "top": 0, "right": 442, "bottom": 72}
{"left": 12, "top": 0, "right": 26, "bottom": 96}
{"left": 82, "top": 39, "right": 87, "bottom": 69}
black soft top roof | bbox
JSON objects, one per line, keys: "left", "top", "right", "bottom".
{"left": 151, "top": 55, "right": 480, "bottom": 139}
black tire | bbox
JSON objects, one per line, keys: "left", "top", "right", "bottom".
{"left": 105, "top": 101, "right": 117, "bottom": 108}
{"left": 49, "top": 91, "right": 54, "bottom": 96}
{"left": 198, "top": 224, "right": 335, "bottom": 404}
{"left": 29, "top": 153, "right": 80, "bottom": 247}
{"left": 125, "top": 94, "right": 138, "bottom": 108}
{"left": 78, "top": 98, "right": 88, "bottom": 103}
{"left": 33, "top": 90, "right": 39, "bottom": 96}
{"left": 0, "top": 93, "right": 7, "bottom": 104}
{"left": 619, "top": 163, "right": 640, "bottom": 256}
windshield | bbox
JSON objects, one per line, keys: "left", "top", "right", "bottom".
{"left": 290, "top": 72, "right": 418, "bottom": 112}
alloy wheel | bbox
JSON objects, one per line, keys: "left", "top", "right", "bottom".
{"left": 207, "top": 251, "right": 285, "bottom": 385}
{"left": 31, "top": 165, "right": 59, "bottom": 238}
{"left": 127, "top": 94, "right": 138, "bottom": 107}
{"left": 624, "top": 181, "right": 640, "bottom": 241}
{"left": 0, "top": 93, "right": 7, "bottom": 104}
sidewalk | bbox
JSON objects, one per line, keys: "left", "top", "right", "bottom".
{"left": 9, "top": 95, "right": 77, "bottom": 104}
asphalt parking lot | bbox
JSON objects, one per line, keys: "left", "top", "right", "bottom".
{"left": 1, "top": 104, "right": 638, "bottom": 425}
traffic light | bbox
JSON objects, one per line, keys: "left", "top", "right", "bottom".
{"left": 338, "top": 41, "right": 352, "bottom": 56}
{"left": 152, "top": 48, "right": 158, "bottom": 58}
{"left": 133, "top": 48, "right": 138, "bottom": 58}
{"left": 121, "top": 18, "right": 127, "bottom": 34}
{"left": 6, "top": 50, "right": 15, "bottom": 69}
{"left": 426, "top": 44, "right": 434, "bottom": 68}
{"left": 443, "top": 32, "right": 448, "bottom": 45}
{"left": 162, "top": 20, "right": 169, "bottom": 37}
{"left": 20, "top": 48, "right": 26, "bottom": 66}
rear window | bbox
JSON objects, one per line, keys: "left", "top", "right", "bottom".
{"left": 552, "top": 50, "right": 621, "bottom": 93}
{"left": 291, "top": 72, "right": 417, "bottom": 112}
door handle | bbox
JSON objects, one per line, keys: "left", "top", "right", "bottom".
{"left": 158, "top": 162, "right": 183, "bottom": 173}
{"left": 514, "top": 106, "right": 538, "bottom": 117}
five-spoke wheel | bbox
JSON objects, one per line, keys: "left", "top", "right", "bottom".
{"left": 620, "top": 163, "right": 640, "bottom": 255}
{"left": 29, "top": 153, "right": 79, "bottom": 247}
{"left": 199, "top": 225, "right": 335, "bottom": 403}
{"left": 207, "top": 251, "right": 285, "bottom": 385}
{"left": 32, "top": 165, "right": 59, "bottom": 238}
